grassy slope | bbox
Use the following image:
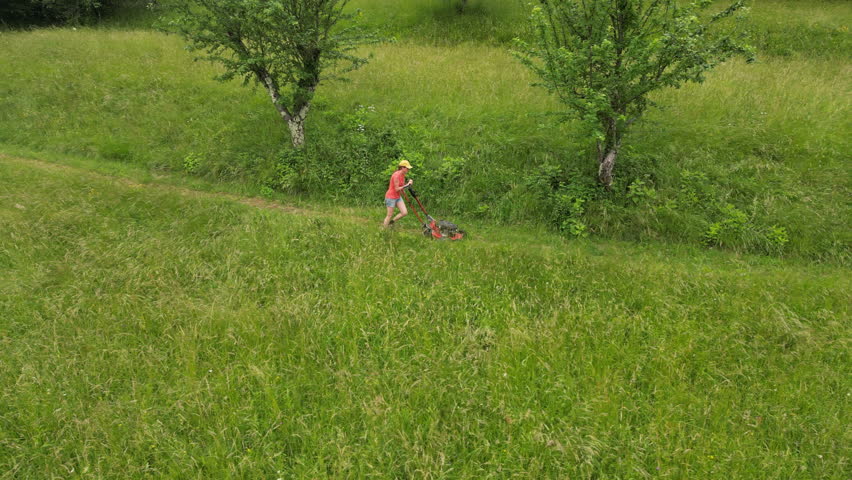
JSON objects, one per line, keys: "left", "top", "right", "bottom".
{"left": 1, "top": 2, "right": 849, "bottom": 478}
{"left": 1, "top": 154, "right": 849, "bottom": 478}
{"left": 0, "top": 1, "right": 849, "bottom": 261}
{"left": 100, "top": 0, "right": 852, "bottom": 53}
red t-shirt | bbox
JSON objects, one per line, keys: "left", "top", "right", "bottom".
{"left": 386, "top": 170, "right": 406, "bottom": 199}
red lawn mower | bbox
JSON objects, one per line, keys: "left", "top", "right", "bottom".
{"left": 402, "top": 185, "right": 465, "bottom": 240}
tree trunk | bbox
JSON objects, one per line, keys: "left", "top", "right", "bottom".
{"left": 287, "top": 117, "right": 305, "bottom": 148}
{"left": 287, "top": 103, "right": 310, "bottom": 148}
{"left": 260, "top": 71, "right": 288, "bottom": 119}
{"left": 259, "top": 70, "right": 310, "bottom": 148}
{"left": 598, "top": 148, "right": 618, "bottom": 188}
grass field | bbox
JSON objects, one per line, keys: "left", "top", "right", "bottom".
{"left": 1, "top": 0, "right": 850, "bottom": 477}
{"left": 0, "top": 26, "right": 849, "bottom": 260}
{"left": 1, "top": 153, "right": 849, "bottom": 478}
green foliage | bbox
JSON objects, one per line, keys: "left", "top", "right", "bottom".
{"left": 259, "top": 184, "right": 274, "bottom": 197}
{"left": 445, "top": 0, "right": 468, "bottom": 14}
{"left": 0, "top": 0, "right": 118, "bottom": 25}
{"left": 263, "top": 149, "right": 299, "bottom": 191}
{"left": 766, "top": 224, "right": 789, "bottom": 251}
{"left": 678, "top": 169, "right": 711, "bottom": 207}
{"left": 696, "top": 202, "right": 794, "bottom": 255}
{"left": 626, "top": 175, "right": 657, "bottom": 204}
{"left": 553, "top": 191, "right": 588, "bottom": 236}
{"left": 523, "top": 162, "right": 564, "bottom": 197}
{"left": 524, "top": 164, "right": 597, "bottom": 237}
{"left": 382, "top": 141, "right": 425, "bottom": 179}
{"left": 164, "top": 0, "right": 376, "bottom": 147}
{"left": 513, "top": 0, "right": 753, "bottom": 185}
{"left": 702, "top": 203, "right": 748, "bottom": 247}
{"left": 434, "top": 154, "right": 467, "bottom": 185}
{"left": 182, "top": 152, "right": 202, "bottom": 173}
{"left": 257, "top": 104, "right": 407, "bottom": 199}
{"left": 0, "top": 0, "right": 849, "bottom": 261}
{"left": 344, "top": 0, "right": 529, "bottom": 46}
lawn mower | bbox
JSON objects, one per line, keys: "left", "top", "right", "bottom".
{"left": 401, "top": 185, "right": 465, "bottom": 240}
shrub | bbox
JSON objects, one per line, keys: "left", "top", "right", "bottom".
{"left": 678, "top": 169, "right": 712, "bottom": 208}
{"left": 259, "top": 185, "right": 274, "bottom": 198}
{"left": 552, "top": 176, "right": 597, "bottom": 238}
{"left": 523, "top": 162, "right": 563, "bottom": 200}
{"left": 702, "top": 203, "right": 748, "bottom": 247}
{"left": 259, "top": 105, "right": 408, "bottom": 201}
{"left": 434, "top": 155, "right": 467, "bottom": 186}
{"left": 764, "top": 224, "right": 790, "bottom": 254}
{"left": 261, "top": 149, "right": 300, "bottom": 192}
{"left": 0, "top": 0, "right": 121, "bottom": 25}
{"left": 626, "top": 176, "right": 657, "bottom": 205}
{"left": 182, "top": 152, "right": 202, "bottom": 174}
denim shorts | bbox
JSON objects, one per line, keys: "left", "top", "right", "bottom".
{"left": 385, "top": 197, "right": 402, "bottom": 208}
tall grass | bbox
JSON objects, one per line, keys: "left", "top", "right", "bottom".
{"left": 748, "top": 0, "right": 852, "bottom": 57}
{"left": 346, "top": 0, "right": 529, "bottom": 45}
{"left": 92, "top": 0, "right": 852, "bottom": 54}
{"left": 1, "top": 2, "right": 849, "bottom": 477}
{"left": 603, "top": 57, "right": 852, "bottom": 260}
{"left": 1, "top": 23, "right": 848, "bottom": 260}
{"left": 1, "top": 154, "right": 849, "bottom": 478}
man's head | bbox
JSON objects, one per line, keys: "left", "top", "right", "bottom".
{"left": 398, "top": 160, "right": 412, "bottom": 171}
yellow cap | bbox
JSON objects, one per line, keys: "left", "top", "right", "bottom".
{"left": 398, "top": 160, "right": 413, "bottom": 169}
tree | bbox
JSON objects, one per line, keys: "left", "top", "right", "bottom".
{"left": 514, "top": 0, "right": 752, "bottom": 187}
{"left": 168, "top": 0, "right": 374, "bottom": 148}
{"left": 441, "top": 0, "right": 470, "bottom": 14}
{"left": 1, "top": 0, "right": 116, "bottom": 25}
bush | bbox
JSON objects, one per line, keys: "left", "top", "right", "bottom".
{"left": 255, "top": 105, "right": 407, "bottom": 202}
{"left": 522, "top": 163, "right": 598, "bottom": 237}
{"left": 182, "top": 152, "right": 202, "bottom": 174}
{"left": 433, "top": 155, "right": 467, "bottom": 187}
{"left": 701, "top": 203, "right": 791, "bottom": 255}
{"left": 626, "top": 176, "right": 657, "bottom": 205}
{"left": 0, "top": 0, "right": 123, "bottom": 25}
{"left": 258, "top": 149, "right": 299, "bottom": 192}
{"left": 702, "top": 203, "right": 747, "bottom": 247}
